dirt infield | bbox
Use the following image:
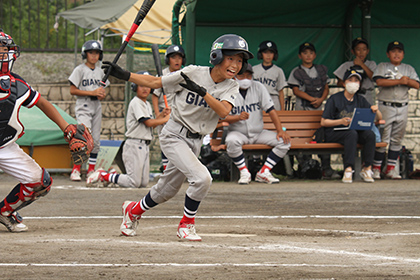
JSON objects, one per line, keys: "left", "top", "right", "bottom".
{"left": 1, "top": 173, "right": 420, "bottom": 279}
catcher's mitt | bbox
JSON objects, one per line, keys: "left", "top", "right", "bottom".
{"left": 64, "top": 124, "right": 94, "bottom": 165}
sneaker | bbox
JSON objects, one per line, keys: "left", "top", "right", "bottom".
{"left": 255, "top": 169, "right": 280, "bottom": 184}
{"left": 372, "top": 168, "right": 381, "bottom": 179}
{"left": 103, "top": 168, "right": 117, "bottom": 188}
{"left": 70, "top": 168, "right": 81, "bottom": 181}
{"left": 86, "top": 168, "right": 105, "bottom": 187}
{"left": 342, "top": 170, "right": 354, "bottom": 183}
{"left": 0, "top": 212, "right": 28, "bottom": 232}
{"left": 177, "top": 223, "right": 202, "bottom": 241}
{"left": 238, "top": 170, "right": 251, "bottom": 185}
{"left": 322, "top": 168, "right": 341, "bottom": 180}
{"left": 386, "top": 168, "right": 402, "bottom": 179}
{"left": 360, "top": 169, "right": 374, "bottom": 183}
{"left": 120, "top": 201, "right": 140, "bottom": 236}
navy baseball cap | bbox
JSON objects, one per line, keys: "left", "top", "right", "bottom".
{"left": 299, "top": 42, "right": 316, "bottom": 53}
{"left": 352, "top": 37, "right": 369, "bottom": 49}
{"left": 343, "top": 69, "right": 362, "bottom": 81}
{"left": 387, "top": 41, "right": 404, "bottom": 52}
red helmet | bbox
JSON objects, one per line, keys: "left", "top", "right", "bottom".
{"left": 0, "top": 30, "right": 20, "bottom": 74}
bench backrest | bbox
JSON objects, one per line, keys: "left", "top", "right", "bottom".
{"left": 210, "top": 110, "right": 323, "bottom": 147}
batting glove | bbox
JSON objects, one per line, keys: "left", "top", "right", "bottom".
{"left": 102, "top": 61, "right": 131, "bottom": 81}
{"left": 180, "top": 72, "right": 207, "bottom": 97}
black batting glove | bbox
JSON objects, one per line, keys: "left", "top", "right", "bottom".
{"left": 179, "top": 72, "right": 207, "bottom": 97}
{"left": 102, "top": 61, "right": 131, "bottom": 81}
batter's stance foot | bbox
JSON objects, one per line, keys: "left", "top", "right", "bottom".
{"left": 177, "top": 223, "right": 202, "bottom": 241}
{"left": 0, "top": 212, "right": 28, "bottom": 232}
{"left": 120, "top": 201, "right": 139, "bottom": 236}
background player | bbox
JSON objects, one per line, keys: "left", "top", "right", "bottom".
{"left": 102, "top": 34, "right": 252, "bottom": 241}
{"left": 225, "top": 64, "right": 291, "bottom": 184}
{"left": 371, "top": 41, "right": 419, "bottom": 179}
{"left": 334, "top": 37, "right": 377, "bottom": 105}
{"left": 152, "top": 45, "right": 185, "bottom": 171}
{"left": 87, "top": 71, "right": 170, "bottom": 188}
{"left": 253, "top": 40, "right": 287, "bottom": 111}
{"left": 68, "top": 40, "right": 110, "bottom": 181}
{"left": 0, "top": 31, "right": 71, "bottom": 232}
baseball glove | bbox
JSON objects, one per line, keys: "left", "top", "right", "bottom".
{"left": 64, "top": 124, "right": 94, "bottom": 165}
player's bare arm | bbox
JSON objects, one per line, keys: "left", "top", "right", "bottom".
{"left": 143, "top": 108, "right": 171, "bottom": 128}
{"left": 354, "top": 58, "right": 374, "bottom": 79}
{"left": 321, "top": 117, "right": 351, "bottom": 127}
{"left": 279, "top": 89, "right": 285, "bottom": 111}
{"left": 311, "top": 84, "right": 329, "bottom": 108}
{"left": 36, "top": 96, "right": 69, "bottom": 131}
{"left": 70, "top": 85, "right": 106, "bottom": 100}
{"left": 225, "top": 112, "right": 249, "bottom": 124}
{"left": 268, "top": 109, "right": 290, "bottom": 143}
{"left": 292, "top": 86, "right": 316, "bottom": 102}
{"left": 375, "top": 77, "right": 414, "bottom": 88}
{"left": 407, "top": 78, "right": 420, "bottom": 89}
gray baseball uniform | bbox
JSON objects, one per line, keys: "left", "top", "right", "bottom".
{"left": 288, "top": 65, "right": 330, "bottom": 111}
{"left": 252, "top": 63, "right": 287, "bottom": 110}
{"left": 117, "top": 96, "right": 153, "bottom": 188}
{"left": 153, "top": 67, "right": 173, "bottom": 135}
{"left": 149, "top": 65, "right": 238, "bottom": 203}
{"left": 373, "top": 62, "right": 419, "bottom": 152}
{"left": 334, "top": 60, "right": 377, "bottom": 104}
{"left": 225, "top": 80, "right": 290, "bottom": 158}
{"left": 68, "top": 63, "right": 109, "bottom": 154}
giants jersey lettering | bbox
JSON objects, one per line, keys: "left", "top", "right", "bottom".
{"left": 161, "top": 65, "right": 238, "bottom": 135}
{"left": 228, "top": 80, "right": 274, "bottom": 138}
{"left": 252, "top": 64, "right": 287, "bottom": 96}
{"left": 68, "top": 63, "right": 109, "bottom": 94}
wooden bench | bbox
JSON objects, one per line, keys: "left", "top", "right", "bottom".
{"left": 210, "top": 110, "right": 387, "bottom": 181}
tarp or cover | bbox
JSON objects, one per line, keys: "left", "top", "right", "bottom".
{"left": 179, "top": 0, "right": 420, "bottom": 77}
{"left": 16, "top": 105, "right": 77, "bottom": 146}
{"left": 58, "top": 0, "right": 177, "bottom": 44}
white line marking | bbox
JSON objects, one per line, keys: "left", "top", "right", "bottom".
{"left": 11, "top": 238, "right": 420, "bottom": 265}
{"left": 23, "top": 215, "right": 420, "bottom": 220}
{"left": 200, "top": 233, "right": 257, "bottom": 237}
{"left": 0, "top": 263, "right": 399, "bottom": 268}
{"left": 272, "top": 227, "right": 420, "bottom": 237}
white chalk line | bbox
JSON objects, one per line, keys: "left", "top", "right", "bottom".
{"left": 271, "top": 227, "right": 420, "bottom": 237}
{"left": 23, "top": 215, "right": 420, "bottom": 220}
{"left": 12, "top": 238, "right": 420, "bottom": 266}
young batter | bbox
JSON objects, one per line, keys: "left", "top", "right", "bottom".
{"left": 102, "top": 34, "right": 252, "bottom": 241}
{"left": 86, "top": 71, "right": 170, "bottom": 188}
{"left": 225, "top": 64, "right": 291, "bottom": 184}
{"left": 0, "top": 31, "right": 71, "bottom": 232}
{"left": 68, "top": 40, "right": 110, "bottom": 182}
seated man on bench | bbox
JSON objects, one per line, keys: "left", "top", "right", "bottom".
{"left": 224, "top": 64, "right": 291, "bottom": 184}
{"left": 321, "top": 69, "right": 381, "bottom": 183}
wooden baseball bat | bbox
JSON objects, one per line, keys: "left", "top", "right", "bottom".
{"left": 101, "top": 0, "right": 156, "bottom": 86}
{"left": 151, "top": 43, "right": 168, "bottom": 108}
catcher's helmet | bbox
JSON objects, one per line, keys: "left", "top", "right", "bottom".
{"left": 209, "top": 34, "right": 253, "bottom": 75}
{"left": 0, "top": 30, "right": 20, "bottom": 73}
{"left": 81, "top": 40, "right": 103, "bottom": 60}
{"left": 257, "top": 40, "right": 278, "bottom": 61}
{"left": 131, "top": 71, "right": 152, "bottom": 92}
{"left": 165, "top": 45, "right": 186, "bottom": 66}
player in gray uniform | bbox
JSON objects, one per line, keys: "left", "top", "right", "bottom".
{"left": 68, "top": 40, "right": 110, "bottom": 182}
{"left": 102, "top": 34, "right": 252, "bottom": 241}
{"left": 225, "top": 64, "right": 291, "bottom": 184}
{"left": 334, "top": 37, "right": 377, "bottom": 105}
{"left": 86, "top": 71, "right": 171, "bottom": 188}
{"left": 253, "top": 41, "right": 287, "bottom": 111}
{"left": 371, "top": 41, "right": 419, "bottom": 179}
{"left": 152, "top": 45, "right": 185, "bottom": 171}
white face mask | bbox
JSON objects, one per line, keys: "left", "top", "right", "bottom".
{"left": 345, "top": 82, "right": 360, "bottom": 94}
{"left": 237, "top": 78, "right": 252, "bottom": 89}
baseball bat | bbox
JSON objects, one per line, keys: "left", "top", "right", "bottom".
{"left": 151, "top": 43, "right": 169, "bottom": 108}
{"left": 101, "top": 0, "right": 156, "bottom": 86}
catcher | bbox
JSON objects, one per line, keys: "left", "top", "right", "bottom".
{"left": 0, "top": 30, "right": 93, "bottom": 232}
